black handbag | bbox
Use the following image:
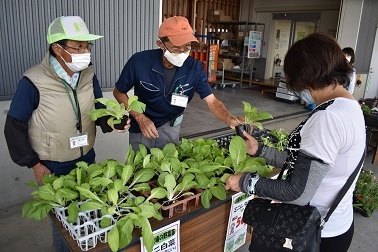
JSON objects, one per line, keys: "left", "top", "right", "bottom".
{"left": 242, "top": 151, "right": 366, "bottom": 252}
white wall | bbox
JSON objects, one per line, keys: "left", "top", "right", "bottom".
{"left": 0, "top": 91, "right": 132, "bottom": 209}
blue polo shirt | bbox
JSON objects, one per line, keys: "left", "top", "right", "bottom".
{"left": 115, "top": 49, "right": 213, "bottom": 133}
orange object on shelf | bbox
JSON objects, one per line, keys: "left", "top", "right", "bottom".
{"left": 208, "top": 44, "right": 219, "bottom": 82}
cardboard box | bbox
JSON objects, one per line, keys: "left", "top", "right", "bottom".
{"left": 218, "top": 59, "right": 233, "bottom": 70}
{"left": 208, "top": 14, "right": 232, "bottom": 22}
{"left": 219, "top": 32, "right": 233, "bottom": 40}
{"left": 207, "top": 9, "right": 225, "bottom": 16}
{"left": 237, "top": 31, "right": 248, "bottom": 40}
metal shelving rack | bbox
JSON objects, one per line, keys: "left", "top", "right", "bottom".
{"left": 207, "top": 21, "right": 265, "bottom": 88}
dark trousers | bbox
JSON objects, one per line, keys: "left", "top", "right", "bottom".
{"left": 320, "top": 221, "right": 354, "bottom": 252}
{"left": 51, "top": 217, "right": 69, "bottom": 252}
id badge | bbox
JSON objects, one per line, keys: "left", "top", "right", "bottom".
{"left": 171, "top": 93, "right": 188, "bottom": 108}
{"left": 69, "top": 132, "right": 89, "bottom": 149}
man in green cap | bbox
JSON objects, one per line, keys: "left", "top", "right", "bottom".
{"left": 4, "top": 16, "right": 128, "bottom": 251}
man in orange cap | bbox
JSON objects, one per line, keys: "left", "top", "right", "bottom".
{"left": 114, "top": 16, "right": 241, "bottom": 150}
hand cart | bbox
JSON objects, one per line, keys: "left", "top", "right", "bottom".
{"left": 209, "top": 60, "right": 239, "bottom": 90}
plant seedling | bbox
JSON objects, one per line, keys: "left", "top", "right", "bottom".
{"left": 88, "top": 96, "right": 146, "bottom": 130}
{"left": 234, "top": 101, "right": 273, "bottom": 138}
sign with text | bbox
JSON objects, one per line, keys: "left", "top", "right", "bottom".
{"left": 141, "top": 220, "right": 180, "bottom": 252}
{"left": 224, "top": 192, "right": 254, "bottom": 252}
{"left": 248, "top": 31, "right": 262, "bottom": 58}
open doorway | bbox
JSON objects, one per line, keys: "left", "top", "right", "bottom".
{"left": 269, "top": 12, "right": 320, "bottom": 79}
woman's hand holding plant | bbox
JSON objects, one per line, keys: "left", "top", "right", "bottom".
{"left": 243, "top": 131, "right": 259, "bottom": 156}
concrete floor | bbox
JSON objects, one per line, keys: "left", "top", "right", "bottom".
{"left": 1, "top": 85, "right": 377, "bottom": 252}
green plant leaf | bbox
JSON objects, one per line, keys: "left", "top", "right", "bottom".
{"left": 186, "top": 168, "right": 204, "bottom": 174}
{"left": 132, "top": 183, "right": 151, "bottom": 192}
{"left": 125, "top": 146, "right": 135, "bottom": 165}
{"left": 100, "top": 217, "right": 112, "bottom": 228}
{"left": 104, "top": 160, "right": 119, "bottom": 178}
{"left": 75, "top": 186, "right": 105, "bottom": 204}
{"left": 23, "top": 200, "right": 52, "bottom": 220}
{"left": 162, "top": 143, "right": 178, "bottom": 158}
{"left": 52, "top": 176, "right": 65, "bottom": 190}
{"left": 201, "top": 189, "right": 212, "bottom": 208}
{"left": 210, "top": 185, "right": 227, "bottom": 200}
{"left": 89, "top": 168, "right": 105, "bottom": 180}
{"left": 108, "top": 225, "right": 120, "bottom": 252}
{"left": 160, "top": 160, "right": 172, "bottom": 173}
{"left": 143, "top": 154, "right": 152, "bottom": 169}
{"left": 196, "top": 174, "right": 210, "bottom": 188}
{"left": 138, "top": 203, "right": 159, "bottom": 218}
{"left": 67, "top": 202, "right": 79, "bottom": 223}
{"left": 80, "top": 201, "right": 104, "bottom": 211}
{"left": 56, "top": 188, "right": 79, "bottom": 202}
{"left": 131, "top": 169, "right": 155, "bottom": 186}
{"left": 200, "top": 163, "right": 222, "bottom": 173}
{"left": 229, "top": 136, "right": 247, "bottom": 167}
{"left": 89, "top": 177, "right": 113, "bottom": 187}
{"left": 139, "top": 144, "right": 148, "bottom": 157}
{"left": 25, "top": 181, "right": 39, "bottom": 187}
{"left": 146, "top": 187, "right": 166, "bottom": 201}
{"left": 122, "top": 165, "right": 134, "bottom": 186}
{"left": 117, "top": 217, "right": 134, "bottom": 248}
{"left": 38, "top": 184, "right": 56, "bottom": 201}
{"left": 128, "top": 100, "right": 146, "bottom": 113}
{"left": 221, "top": 173, "right": 232, "bottom": 183}
{"left": 164, "top": 174, "right": 177, "bottom": 199}
{"left": 254, "top": 122, "right": 264, "bottom": 130}
{"left": 108, "top": 189, "right": 119, "bottom": 206}
{"left": 150, "top": 148, "right": 164, "bottom": 161}
{"left": 112, "top": 179, "right": 123, "bottom": 191}
{"left": 140, "top": 217, "right": 154, "bottom": 252}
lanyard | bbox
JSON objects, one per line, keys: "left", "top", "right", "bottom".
{"left": 62, "top": 80, "right": 80, "bottom": 131}
{"left": 174, "top": 84, "right": 189, "bottom": 95}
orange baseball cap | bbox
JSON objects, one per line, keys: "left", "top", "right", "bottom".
{"left": 158, "top": 16, "right": 199, "bottom": 46}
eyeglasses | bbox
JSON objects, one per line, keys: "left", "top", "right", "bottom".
{"left": 64, "top": 43, "right": 94, "bottom": 53}
{"left": 162, "top": 41, "right": 191, "bottom": 54}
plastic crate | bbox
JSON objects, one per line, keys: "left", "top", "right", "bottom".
{"left": 53, "top": 201, "right": 123, "bottom": 251}
{"left": 212, "top": 132, "right": 235, "bottom": 149}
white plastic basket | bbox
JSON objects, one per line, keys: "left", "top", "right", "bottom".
{"left": 53, "top": 201, "right": 117, "bottom": 251}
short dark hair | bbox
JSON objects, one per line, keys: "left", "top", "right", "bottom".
{"left": 284, "top": 33, "right": 353, "bottom": 92}
{"left": 342, "top": 47, "right": 355, "bottom": 65}
{"left": 49, "top": 39, "right": 67, "bottom": 57}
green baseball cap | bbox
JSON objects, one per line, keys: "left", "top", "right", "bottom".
{"left": 47, "top": 16, "right": 103, "bottom": 44}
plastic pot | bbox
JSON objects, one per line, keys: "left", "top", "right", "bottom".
{"left": 235, "top": 124, "right": 251, "bottom": 138}
{"left": 113, "top": 116, "right": 129, "bottom": 130}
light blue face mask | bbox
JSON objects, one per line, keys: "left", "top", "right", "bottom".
{"left": 295, "top": 89, "right": 315, "bottom": 104}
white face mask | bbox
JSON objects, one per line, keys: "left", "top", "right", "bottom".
{"left": 163, "top": 50, "right": 190, "bottom": 67}
{"left": 295, "top": 89, "right": 315, "bottom": 105}
{"left": 58, "top": 45, "right": 91, "bottom": 72}
{"left": 346, "top": 55, "right": 352, "bottom": 63}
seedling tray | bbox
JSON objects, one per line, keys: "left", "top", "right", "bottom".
{"left": 141, "top": 181, "right": 202, "bottom": 218}
{"left": 53, "top": 201, "right": 119, "bottom": 251}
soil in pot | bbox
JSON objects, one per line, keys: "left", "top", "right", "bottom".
{"left": 113, "top": 116, "right": 129, "bottom": 130}
{"left": 235, "top": 124, "right": 251, "bottom": 139}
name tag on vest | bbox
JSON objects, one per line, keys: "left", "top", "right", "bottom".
{"left": 69, "top": 132, "right": 89, "bottom": 149}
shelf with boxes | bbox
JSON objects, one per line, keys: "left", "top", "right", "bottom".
{"left": 207, "top": 21, "right": 265, "bottom": 87}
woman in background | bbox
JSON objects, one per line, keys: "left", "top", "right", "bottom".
{"left": 342, "top": 47, "right": 356, "bottom": 94}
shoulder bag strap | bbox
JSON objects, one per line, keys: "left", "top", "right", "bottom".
{"left": 322, "top": 150, "right": 366, "bottom": 226}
